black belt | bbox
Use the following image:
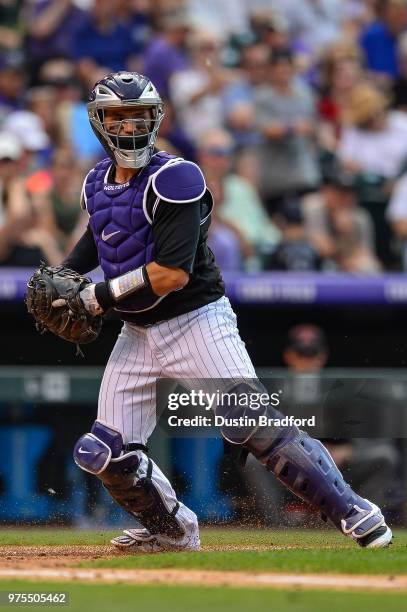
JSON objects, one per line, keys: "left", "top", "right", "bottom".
{"left": 123, "top": 443, "right": 149, "bottom": 454}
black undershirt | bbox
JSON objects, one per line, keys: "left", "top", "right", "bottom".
{"left": 63, "top": 189, "right": 225, "bottom": 326}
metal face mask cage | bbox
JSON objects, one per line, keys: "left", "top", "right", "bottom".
{"left": 87, "top": 80, "right": 164, "bottom": 169}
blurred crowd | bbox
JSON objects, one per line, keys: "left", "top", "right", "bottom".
{"left": 3, "top": 0, "right": 407, "bottom": 272}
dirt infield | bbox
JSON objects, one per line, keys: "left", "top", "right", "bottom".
{"left": 0, "top": 544, "right": 298, "bottom": 569}
{"left": 0, "top": 545, "right": 116, "bottom": 568}
{"left": 0, "top": 546, "right": 406, "bottom": 591}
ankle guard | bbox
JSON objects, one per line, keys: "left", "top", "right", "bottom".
{"left": 73, "top": 420, "right": 184, "bottom": 538}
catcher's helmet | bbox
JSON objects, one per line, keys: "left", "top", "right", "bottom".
{"left": 87, "top": 71, "right": 164, "bottom": 169}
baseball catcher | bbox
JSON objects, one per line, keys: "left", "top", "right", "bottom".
{"left": 31, "top": 71, "right": 392, "bottom": 553}
{"left": 26, "top": 263, "right": 103, "bottom": 354}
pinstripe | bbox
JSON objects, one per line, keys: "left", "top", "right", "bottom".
{"left": 188, "top": 309, "right": 219, "bottom": 377}
{"left": 223, "top": 303, "right": 248, "bottom": 368}
{"left": 203, "top": 310, "right": 233, "bottom": 378}
{"left": 210, "top": 298, "right": 255, "bottom": 377}
{"left": 165, "top": 319, "right": 187, "bottom": 377}
{"left": 113, "top": 334, "right": 132, "bottom": 430}
{"left": 214, "top": 310, "right": 242, "bottom": 376}
{"left": 138, "top": 338, "right": 147, "bottom": 441}
{"left": 141, "top": 353, "right": 159, "bottom": 444}
{"left": 176, "top": 315, "right": 206, "bottom": 378}
{"left": 226, "top": 314, "right": 256, "bottom": 376}
{"left": 216, "top": 307, "right": 254, "bottom": 377}
{"left": 98, "top": 331, "right": 128, "bottom": 422}
{"left": 128, "top": 331, "right": 144, "bottom": 441}
{"left": 156, "top": 322, "right": 178, "bottom": 370}
{"left": 187, "top": 306, "right": 215, "bottom": 379}
{"left": 105, "top": 333, "right": 128, "bottom": 421}
{"left": 148, "top": 325, "right": 173, "bottom": 370}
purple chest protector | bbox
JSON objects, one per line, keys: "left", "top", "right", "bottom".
{"left": 84, "top": 152, "right": 206, "bottom": 313}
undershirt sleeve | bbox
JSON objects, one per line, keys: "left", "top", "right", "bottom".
{"left": 152, "top": 199, "right": 201, "bottom": 273}
{"left": 62, "top": 224, "right": 99, "bottom": 274}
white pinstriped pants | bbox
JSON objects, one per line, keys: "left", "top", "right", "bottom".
{"left": 97, "top": 296, "right": 256, "bottom": 445}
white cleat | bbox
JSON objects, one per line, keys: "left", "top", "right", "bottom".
{"left": 111, "top": 526, "right": 200, "bottom": 553}
{"left": 358, "top": 524, "right": 393, "bottom": 549}
{"left": 341, "top": 499, "right": 393, "bottom": 548}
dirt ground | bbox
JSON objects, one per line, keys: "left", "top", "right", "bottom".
{"left": 0, "top": 546, "right": 406, "bottom": 591}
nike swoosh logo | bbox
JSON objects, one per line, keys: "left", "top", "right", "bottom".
{"left": 102, "top": 230, "right": 121, "bottom": 241}
{"left": 78, "top": 448, "right": 92, "bottom": 454}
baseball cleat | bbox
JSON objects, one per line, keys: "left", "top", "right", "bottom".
{"left": 111, "top": 526, "right": 200, "bottom": 552}
{"left": 341, "top": 499, "right": 393, "bottom": 548}
{"left": 357, "top": 524, "right": 393, "bottom": 548}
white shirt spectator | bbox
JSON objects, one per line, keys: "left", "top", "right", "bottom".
{"left": 275, "top": 0, "right": 345, "bottom": 52}
{"left": 338, "top": 112, "right": 407, "bottom": 178}
{"left": 170, "top": 68, "right": 224, "bottom": 142}
{"left": 186, "top": 0, "right": 250, "bottom": 37}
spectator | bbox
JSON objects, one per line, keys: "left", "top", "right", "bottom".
{"left": 26, "top": 87, "right": 60, "bottom": 146}
{"left": 186, "top": 0, "right": 251, "bottom": 39}
{"left": 3, "top": 110, "right": 51, "bottom": 171}
{"left": 24, "top": 0, "right": 87, "bottom": 84}
{"left": 338, "top": 82, "right": 407, "bottom": 266}
{"left": 26, "top": 147, "right": 84, "bottom": 254}
{"left": 264, "top": 198, "right": 322, "bottom": 271}
{"left": 391, "top": 30, "right": 407, "bottom": 110}
{"left": 223, "top": 43, "right": 270, "bottom": 109}
{"left": 386, "top": 170, "right": 407, "bottom": 268}
{"left": 283, "top": 324, "right": 329, "bottom": 379}
{"left": 317, "top": 40, "right": 364, "bottom": 150}
{"left": 0, "top": 132, "right": 61, "bottom": 266}
{"left": 155, "top": 98, "right": 197, "bottom": 162}
{"left": 0, "top": 54, "right": 26, "bottom": 122}
{"left": 0, "top": 0, "right": 24, "bottom": 53}
{"left": 117, "top": 0, "right": 151, "bottom": 56}
{"left": 255, "top": 48, "right": 320, "bottom": 214}
{"left": 142, "top": 10, "right": 190, "bottom": 98}
{"left": 360, "top": 0, "right": 407, "bottom": 81}
{"left": 74, "top": 0, "right": 136, "bottom": 88}
{"left": 206, "top": 180, "right": 244, "bottom": 272}
{"left": 303, "top": 169, "right": 381, "bottom": 273}
{"left": 170, "top": 29, "right": 236, "bottom": 142}
{"left": 338, "top": 83, "right": 407, "bottom": 178}
{"left": 198, "top": 129, "right": 280, "bottom": 264}
{"left": 250, "top": 10, "right": 291, "bottom": 56}
{"left": 222, "top": 43, "right": 269, "bottom": 147}
{"left": 275, "top": 0, "right": 346, "bottom": 57}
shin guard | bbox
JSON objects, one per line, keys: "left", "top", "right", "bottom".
{"left": 244, "top": 427, "right": 385, "bottom": 535}
{"left": 74, "top": 421, "right": 186, "bottom": 538}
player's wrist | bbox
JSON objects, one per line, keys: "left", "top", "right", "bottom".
{"left": 94, "top": 281, "right": 116, "bottom": 312}
{"left": 97, "top": 265, "right": 154, "bottom": 308}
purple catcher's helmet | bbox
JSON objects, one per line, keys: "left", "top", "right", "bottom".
{"left": 87, "top": 71, "right": 164, "bottom": 169}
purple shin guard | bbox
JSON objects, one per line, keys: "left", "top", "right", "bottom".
{"left": 245, "top": 427, "right": 381, "bottom": 532}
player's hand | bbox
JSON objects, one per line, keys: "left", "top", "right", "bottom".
{"left": 52, "top": 283, "right": 103, "bottom": 316}
{"left": 78, "top": 283, "right": 104, "bottom": 316}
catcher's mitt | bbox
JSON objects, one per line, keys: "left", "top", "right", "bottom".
{"left": 26, "top": 263, "right": 102, "bottom": 352}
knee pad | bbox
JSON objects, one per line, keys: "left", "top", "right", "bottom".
{"left": 73, "top": 421, "right": 184, "bottom": 538}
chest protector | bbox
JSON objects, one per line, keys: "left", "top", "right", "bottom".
{"left": 83, "top": 152, "right": 206, "bottom": 313}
